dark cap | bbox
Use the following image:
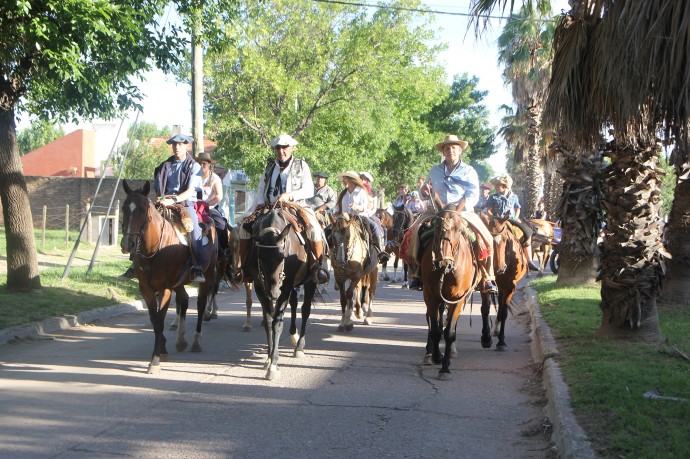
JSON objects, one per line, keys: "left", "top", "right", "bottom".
{"left": 314, "top": 171, "right": 329, "bottom": 179}
{"left": 166, "top": 134, "right": 194, "bottom": 145}
{"left": 480, "top": 183, "right": 491, "bottom": 190}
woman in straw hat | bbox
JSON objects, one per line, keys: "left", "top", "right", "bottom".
{"left": 197, "top": 152, "right": 232, "bottom": 260}
{"left": 485, "top": 174, "right": 540, "bottom": 271}
{"left": 337, "top": 171, "right": 390, "bottom": 263}
{"left": 407, "top": 134, "right": 497, "bottom": 293}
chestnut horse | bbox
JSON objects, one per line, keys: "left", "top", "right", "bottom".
{"left": 481, "top": 212, "right": 528, "bottom": 351}
{"left": 381, "top": 205, "right": 414, "bottom": 284}
{"left": 243, "top": 206, "right": 317, "bottom": 380}
{"left": 420, "top": 202, "right": 490, "bottom": 379}
{"left": 328, "top": 214, "right": 378, "bottom": 330}
{"left": 120, "top": 180, "right": 217, "bottom": 374}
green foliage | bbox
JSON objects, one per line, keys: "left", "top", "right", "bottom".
{"left": 16, "top": 120, "right": 64, "bottom": 155}
{"left": 531, "top": 276, "right": 690, "bottom": 458}
{"left": 113, "top": 122, "right": 172, "bottom": 180}
{"left": 658, "top": 153, "right": 675, "bottom": 219}
{"left": 203, "top": 0, "right": 464, "bottom": 194}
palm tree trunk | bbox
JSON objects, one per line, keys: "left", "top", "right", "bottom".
{"left": 597, "top": 137, "right": 664, "bottom": 341}
{"left": 660, "top": 148, "right": 690, "bottom": 305}
{"left": 523, "top": 104, "right": 542, "bottom": 218}
{"left": 0, "top": 108, "right": 41, "bottom": 292}
{"left": 553, "top": 138, "right": 601, "bottom": 285}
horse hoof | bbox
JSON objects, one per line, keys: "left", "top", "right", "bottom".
{"left": 176, "top": 342, "right": 187, "bottom": 352}
{"left": 294, "top": 350, "right": 305, "bottom": 358}
{"left": 450, "top": 350, "right": 458, "bottom": 359}
{"left": 401, "top": 284, "right": 408, "bottom": 289}
{"left": 211, "top": 313, "right": 218, "bottom": 320}
{"left": 243, "top": 325, "right": 252, "bottom": 331}
{"left": 437, "top": 371, "right": 452, "bottom": 381}
{"left": 191, "top": 343, "right": 202, "bottom": 353}
{"left": 147, "top": 363, "right": 161, "bottom": 374}
{"left": 337, "top": 325, "right": 345, "bottom": 332}
{"left": 345, "top": 323, "right": 354, "bottom": 332}
{"left": 389, "top": 279, "right": 396, "bottom": 284}
{"left": 363, "top": 317, "right": 372, "bottom": 326}
{"left": 423, "top": 354, "right": 434, "bottom": 365}
{"left": 355, "top": 312, "right": 362, "bottom": 319}
{"left": 382, "top": 275, "right": 390, "bottom": 281}
{"left": 159, "top": 353, "right": 168, "bottom": 362}
{"left": 203, "top": 313, "right": 211, "bottom": 322}
{"left": 265, "top": 369, "right": 280, "bottom": 380}
{"left": 481, "top": 338, "right": 493, "bottom": 349}
{"left": 169, "top": 324, "right": 178, "bottom": 331}
{"left": 290, "top": 333, "right": 299, "bottom": 347}
{"left": 495, "top": 344, "right": 508, "bottom": 352}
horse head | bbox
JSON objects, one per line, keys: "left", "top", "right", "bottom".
{"left": 375, "top": 208, "right": 393, "bottom": 228}
{"left": 253, "top": 210, "right": 297, "bottom": 301}
{"left": 432, "top": 202, "right": 467, "bottom": 274}
{"left": 330, "top": 213, "right": 356, "bottom": 267}
{"left": 120, "top": 180, "right": 151, "bottom": 254}
{"left": 391, "top": 206, "right": 413, "bottom": 244}
{"left": 481, "top": 211, "right": 512, "bottom": 274}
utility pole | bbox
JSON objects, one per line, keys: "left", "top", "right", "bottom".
{"left": 191, "top": 6, "right": 204, "bottom": 157}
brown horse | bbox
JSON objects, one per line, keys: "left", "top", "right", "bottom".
{"left": 481, "top": 212, "right": 528, "bottom": 351}
{"left": 420, "top": 203, "right": 489, "bottom": 379}
{"left": 328, "top": 213, "right": 378, "bottom": 330}
{"left": 120, "top": 180, "right": 217, "bottom": 374}
{"left": 380, "top": 205, "right": 414, "bottom": 284}
{"left": 527, "top": 218, "right": 555, "bottom": 272}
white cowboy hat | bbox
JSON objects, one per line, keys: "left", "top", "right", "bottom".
{"left": 359, "top": 171, "right": 373, "bottom": 182}
{"left": 490, "top": 174, "right": 513, "bottom": 189}
{"left": 270, "top": 133, "right": 298, "bottom": 148}
{"left": 338, "top": 170, "right": 366, "bottom": 189}
{"left": 434, "top": 134, "right": 469, "bottom": 152}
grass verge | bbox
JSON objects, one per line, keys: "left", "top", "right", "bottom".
{"left": 531, "top": 276, "right": 690, "bottom": 459}
{"left": 1, "top": 227, "right": 141, "bottom": 330}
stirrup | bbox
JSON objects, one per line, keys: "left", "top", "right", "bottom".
{"left": 312, "top": 265, "right": 330, "bottom": 284}
{"left": 190, "top": 266, "right": 206, "bottom": 283}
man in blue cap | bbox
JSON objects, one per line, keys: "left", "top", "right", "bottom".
{"left": 153, "top": 133, "right": 208, "bottom": 282}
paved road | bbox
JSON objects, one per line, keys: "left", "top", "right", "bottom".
{"left": 0, "top": 276, "right": 554, "bottom": 458}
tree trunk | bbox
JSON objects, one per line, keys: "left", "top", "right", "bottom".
{"left": 660, "top": 148, "right": 690, "bottom": 305}
{"left": 597, "top": 138, "right": 664, "bottom": 341}
{"left": 0, "top": 108, "right": 41, "bottom": 292}
{"left": 553, "top": 138, "right": 601, "bottom": 285}
{"left": 523, "top": 104, "right": 543, "bottom": 218}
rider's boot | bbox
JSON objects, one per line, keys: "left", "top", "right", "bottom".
{"left": 309, "top": 240, "right": 330, "bottom": 284}
{"left": 188, "top": 243, "right": 206, "bottom": 283}
{"left": 233, "top": 238, "right": 251, "bottom": 283}
{"left": 374, "top": 234, "right": 390, "bottom": 264}
{"left": 524, "top": 244, "right": 540, "bottom": 271}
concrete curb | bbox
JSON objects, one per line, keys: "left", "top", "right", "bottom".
{"left": 524, "top": 285, "right": 597, "bottom": 459}
{"left": 0, "top": 300, "right": 147, "bottom": 347}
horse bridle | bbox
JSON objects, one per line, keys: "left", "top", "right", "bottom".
{"left": 123, "top": 198, "right": 166, "bottom": 259}
{"left": 432, "top": 209, "right": 464, "bottom": 264}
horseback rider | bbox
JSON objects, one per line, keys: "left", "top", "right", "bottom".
{"left": 197, "top": 152, "right": 231, "bottom": 261}
{"left": 306, "top": 171, "right": 336, "bottom": 213}
{"left": 474, "top": 183, "right": 492, "bottom": 214}
{"left": 154, "top": 133, "right": 208, "bottom": 283}
{"left": 406, "top": 135, "right": 497, "bottom": 293}
{"left": 336, "top": 171, "right": 390, "bottom": 264}
{"left": 235, "top": 133, "right": 329, "bottom": 284}
{"left": 482, "top": 174, "right": 541, "bottom": 271}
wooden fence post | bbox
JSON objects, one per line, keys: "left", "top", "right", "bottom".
{"left": 42, "top": 205, "right": 47, "bottom": 250}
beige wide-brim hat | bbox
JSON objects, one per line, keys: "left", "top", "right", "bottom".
{"left": 270, "top": 133, "right": 298, "bottom": 148}
{"left": 359, "top": 171, "right": 373, "bottom": 183}
{"left": 435, "top": 134, "right": 469, "bottom": 152}
{"left": 490, "top": 174, "right": 513, "bottom": 189}
{"left": 338, "top": 170, "right": 366, "bottom": 189}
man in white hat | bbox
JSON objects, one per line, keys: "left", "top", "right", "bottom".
{"left": 407, "top": 134, "right": 497, "bottom": 293}
{"left": 235, "top": 133, "right": 329, "bottom": 284}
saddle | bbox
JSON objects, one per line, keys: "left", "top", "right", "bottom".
{"left": 155, "top": 202, "right": 213, "bottom": 240}
{"left": 242, "top": 202, "right": 310, "bottom": 236}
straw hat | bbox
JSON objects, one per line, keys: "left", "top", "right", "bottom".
{"left": 338, "top": 170, "right": 366, "bottom": 189}
{"left": 196, "top": 152, "right": 216, "bottom": 164}
{"left": 490, "top": 174, "right": 513, "bottom": 189}
{"left": 359, "top": 171, "right": 373, "bottom": 182}
{"left": 434, "top": 134, "right": 469, "bottom": 152}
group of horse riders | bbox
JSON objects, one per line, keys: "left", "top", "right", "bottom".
{"left": 123, "top": 131, "right": 540, "bottom": 293}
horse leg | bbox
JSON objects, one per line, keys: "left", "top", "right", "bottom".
{"left": 243, "top": 282, "right": 253, "bottom": 331}
{"left": 146, "top": 289, "right": 171, "bottom": 373}
{"left": 289, "top": 289, "right": 299, "bottom": 347}
{"left": 480, "top": 292, "right": 493, "bottom": 349}
{"left": 495, "top": 286, "right": 515, "bottom": 351}
{"left": 294, "top": 281, "right": 316, "bottom": 358}
{"left": 265, "top": 295, "right": 290, "bottom": 380}
{"left": 424, "top": 302, "right": 444, "bottom": 365}
{"left": 175, "top": 287, "right": 189, "bottom": 352}
{"left": 337, "top": 282, "right": 352, "bottom": 331}
{"left": 354, "top": 282, "right": 363, "bottom": 320}
{"left": 192, "top": 281, "right": 210, "bottom": 353}
{"left": 439, "top": 304, "right": 460, "bottom": 380}
{"left": 344, "top": 282, "right": 356, "bottom": 332}
{"left": 392, "top": 255, "right": 399, "bottom": 283}
{"left": 381, "top": 260, "right": 390, "bottom": 281}
{"left": 363, "top": 270, "right": 376, "bottom": 325}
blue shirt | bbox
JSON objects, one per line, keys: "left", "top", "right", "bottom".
{"left": 426, "top": 160, "right": 479, "bottom": 210}
{"left": 159, "top": 159, "right": 202, "bottom": 199}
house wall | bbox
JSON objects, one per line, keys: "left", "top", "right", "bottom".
{"left": 21, "top": 129, "right": 97, "bottom": 177}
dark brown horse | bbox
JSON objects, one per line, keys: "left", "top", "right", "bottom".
{"left": 120, "top": 180, "right": 217, "bottom": 374}
{"left": 420, "top": 202, "right": 489, "bottom": 379}
{"left": 481, "top": 212, "right": 528, "bottom": 351}
{"left": 243, "top": 205, "right": 317, "bottom": 380}
{"left": 380, "top": 205, "right": 414, "bottom": 284}
{"left": 202, "top": 224, "right": 234, "bottom": 321}
{"left": 328, "top": 213, "right": 377, "bottom": 330}
{"left": 527, "top": 218, "right": 555, "bottom": 273}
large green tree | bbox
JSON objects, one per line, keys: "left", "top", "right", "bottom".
{"left": 0, "top": 0, "right": 187, "bottom": 292}
{"left": 113, "top": 122, "right": 172, "bottom": 180}
{"left": 17, "top": 120, "right": 64, "bottom": 155}
{"left": 204, "top": 0, "right": 448, "bottom": 194}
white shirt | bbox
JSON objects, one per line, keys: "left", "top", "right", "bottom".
{"left": 340, "top": 187, "right": 369, "bottom": 216}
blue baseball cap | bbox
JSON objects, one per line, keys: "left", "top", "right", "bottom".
{"left": 166, "top": 134, "right": 194, "bottom": 145}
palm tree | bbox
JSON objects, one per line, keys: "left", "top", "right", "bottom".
{"left": 496, "top": 2, "right": 555, "bottom": 218}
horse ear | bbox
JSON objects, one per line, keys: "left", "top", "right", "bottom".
{"left": 123, "top": 179, "right": 131, "bottom": 194}
{"left": 277, "top": 223, "right": 292, "bottom": 243}
{"left": 142, "top": 181, "right": 150, "bottom": 196}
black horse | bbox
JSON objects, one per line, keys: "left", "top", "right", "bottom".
{"left": 244, "top": 205, "right": 317, "bottom": 380}
{"left": 381, "top": 205, "right": 415, "bottom": 284}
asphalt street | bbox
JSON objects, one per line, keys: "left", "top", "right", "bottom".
{"left": 0, "top": 275, "right": 554, "bottom": 458}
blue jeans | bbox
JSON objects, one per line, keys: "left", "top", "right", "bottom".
{"left": 182, "top": 202, "right": 208, "bottom": 266}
